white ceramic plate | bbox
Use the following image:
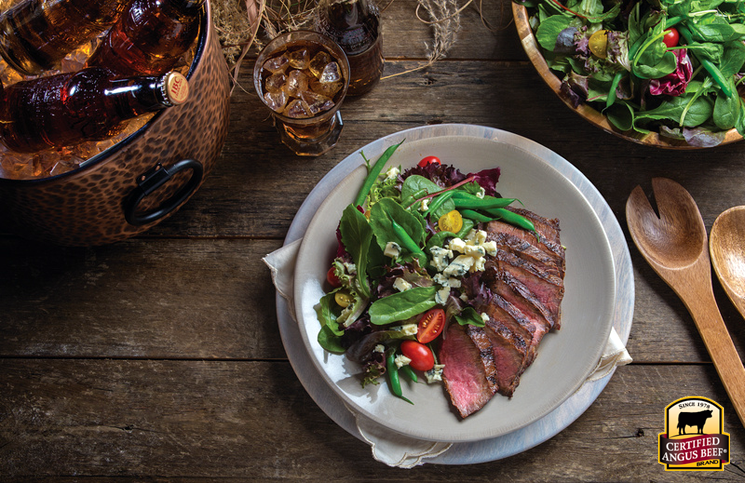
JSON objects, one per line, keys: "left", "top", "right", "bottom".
{"left": 293, "top": 128, "right": 617, "bottom": 443}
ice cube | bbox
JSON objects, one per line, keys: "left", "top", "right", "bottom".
{"left": 287, "top": 48, "right": 310, "bottom": 69}
{"left": 264, "top": 72, "right": 286, "bottom": 93}
{"left": 309, "top": 50, "right": 332, "bottom": 78}
{"left": 319, "top": 62, "right": 342, "bottom": 83}
{"left": 310, "top": 79, "right": 342, "bottom": 98}
{"left": 300, "top": 90, "right": 334, "bottom": 115}
{"left": 264, "top": 90, "right": 288, "bottom": 112}
{"left": 283, "top": 99, "right": 314, "bottom": 118}
{"left": 284, "top": 69, "right": 309, "bottom": 97}
{"left": 263, "top": 54, "right": 290, "bottom": 74}
{"left": 0, "top": 154, "right": 34, "bottom": 179}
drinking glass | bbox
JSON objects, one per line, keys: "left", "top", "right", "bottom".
{"left": 253, "top": 30, "right": 350, "bottom": 156}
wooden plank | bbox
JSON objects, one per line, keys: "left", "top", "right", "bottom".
{"left": 0, "top": 361, "right": 742, "bottom": 479}
{"left": 1, "top": 235, "right": 743, "bottom": 364}
{"left": 0, "top": 238, "right": 286, "bottom": 359}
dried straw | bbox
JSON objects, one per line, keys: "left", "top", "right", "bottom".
{"left": 211, "top": 0, "right": 504, "bottom": 87}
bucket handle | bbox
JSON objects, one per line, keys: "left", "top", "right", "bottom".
{"left": 125, "top": 159, "right": 204, "bottom": 226}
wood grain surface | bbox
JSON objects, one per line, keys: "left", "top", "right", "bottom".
{"left": 2, "top": 0, "right": 745, "bottom": 479}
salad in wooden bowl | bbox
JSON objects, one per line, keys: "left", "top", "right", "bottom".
{"left": 513, "top": 0, "right": 745, "bottom": 148}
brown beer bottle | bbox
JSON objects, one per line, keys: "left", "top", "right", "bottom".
{"left": 315, "top": 0, "right": 383, "bottom": 96}
{"left": 0, "top": 67, "right": 189, "bottom": 153}
{"left": 0, "top": 0, "right": 130, "bottom": 75}
{"left": 86, "top": 0, "right": 205, "bottom": 77}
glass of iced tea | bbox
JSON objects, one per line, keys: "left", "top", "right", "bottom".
{"left": 253, "top": 30, "right": 350, "bottom": 156}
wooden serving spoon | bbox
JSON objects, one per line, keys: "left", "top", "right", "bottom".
{"left": 711, "top": 206, "right": 745, "bottom": 319}
{"left": 626, "top": 178, "right": 745, "bottom": 428}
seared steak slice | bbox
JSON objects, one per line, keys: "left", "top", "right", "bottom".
{"left": 486, "top": 209, "right": 565, "bottom": 264}
{"left": 479, "top": 293, "right": 535, "bottom": 358}
{"left": 490, "top": 231, "right": 565, "bottom": 279}
{"left": 483, "top": 316, "right": 531, "bottom": 397}
{"left": 483, "top": 263, "right": 552, "bottom": 342}
{"left": 495, "top": 249, "right": 564, "bottom": 330}
{"left": 440, "top": 324, "right": 495, "bottom": 418}
{"left": 466, "top": 325, "right": 500, "bottom": 395}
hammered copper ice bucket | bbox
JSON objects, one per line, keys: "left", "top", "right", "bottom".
{"left": 0, "top": 0, "right": 231, "bottom": 247}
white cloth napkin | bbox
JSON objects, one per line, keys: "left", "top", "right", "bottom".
{"left": 263, "top": 240, "right": 632, "bottom": 468}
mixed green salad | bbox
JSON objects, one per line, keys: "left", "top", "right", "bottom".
{"left": 521, "top": 0, "right": 745, "bottom": 146}
{"left": 315, "top": 141, "right": 536, "bottom": 403}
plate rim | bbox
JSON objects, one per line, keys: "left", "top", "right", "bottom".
{"left": 291, "top": 124, "right": 618, "bottom": 443}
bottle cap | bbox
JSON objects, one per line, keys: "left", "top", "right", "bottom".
{"left": 161, "top": 72, "right": 190, "bottom": 105}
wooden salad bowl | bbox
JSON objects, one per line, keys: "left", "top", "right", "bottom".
{"left": 512, "top": 2, "right": 743, "bottom": 149}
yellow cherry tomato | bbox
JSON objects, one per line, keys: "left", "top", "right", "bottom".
{"left": 334, "top": 291, "right": 354, "bottom": 308}
{"left": 438, "top": 210, "right": 463, "bottom": 233}
{"left": 589, "top": 30, "right": 608, "bottom": 59}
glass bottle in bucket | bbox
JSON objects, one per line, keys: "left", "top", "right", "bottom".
{"left": 315, "top": 0, "right": 383, "bottom": 96}
{"left": 87, "top": 0, "right": 205, "bottom": 77}
{"left": 0, "top": 0, "right": 130, "bottom": 75}
{"left": 0, "top": 68, "right": 189, "bottom": 153}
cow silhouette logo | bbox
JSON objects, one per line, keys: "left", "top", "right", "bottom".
{"left": 658, "top": 397, "right": 731, "bottom": 471}
{"left": 677, "top": 410, "right": 712, "bottom": 435}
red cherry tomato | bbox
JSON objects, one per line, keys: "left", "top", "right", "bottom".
{"left": 326, "top": 266, "right": 342, "bottom": 287}
{"left": 417, "top": 308, "right": 445, "bottom": 343}
{"left": 400, "top": 340, "right": 435, "bottom": 371}
{"left": 662, "top": 28, "right": 679, "bottom": 48}
{"left": 418, "top": 156, "right": 441, "bottom": 168}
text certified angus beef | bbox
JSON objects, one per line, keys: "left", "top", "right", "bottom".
{"left": 440, "top": 208, "right": 566, "bottom": 418}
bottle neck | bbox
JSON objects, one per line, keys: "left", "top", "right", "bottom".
{"left": 107, "top": 71, "right": 188, "bottom": 115}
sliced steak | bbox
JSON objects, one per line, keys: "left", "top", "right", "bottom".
{"left": 440, "top": 324, "right": 495, "bottom": 418}
{"left": 483, "top": 262, "right": 552, "bottom": 342}
{"left": 486, "top": 208, "right": 565, "bottom": 263}
{"left": 482, "top": 317, "right": 531, "bottom": 397}
{"left": 438, "top": 207, "right": 566, "bottom": 418}
{"left": 466, "top": 325, "right": 500, "bottom": 395}
{"left": 490, "top": 230, "right": 565, "bottom": 279}
{"left": 495, "top": 249, "right": 564, "bottom": 330}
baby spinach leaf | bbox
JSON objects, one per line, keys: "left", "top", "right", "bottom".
{"left": 318, "top": 325, "right": 346, "bottom": 353}
{"left": 605, "top": 101, "right": 635, "bottom": 131}
{"left": 689, "top": 41, "right": 724, "bottom": 64}
{"left": 736, "top": 97, "right": 745, "bottom": 136}
{"left": 635, "top": 94, "right": 714, "bottom": 128}
{"left": 368, "top": 286, "right": 438, "bottom": 325}
{"left": 369, "top": 198, "right": 426, "bottom": 254}
{"left": 454, "top": 306, "right": 486, "bottom": 328}
{"left": 714, "top": 85, "right": 740, "bottom": 129}
{"left": 340, "top": 204, "right": 373, "bottom": 298}
{"left": 401, "top": 175, "right": 441, "bottom": 208}
{"left": 536, "top": 15, "right": 573, "bottom": 51}
{"left": 718, "top": 41, "right": 745, "bottom": 77}
{"left": 316, "top": 292, "right": 344, "bottom": 336}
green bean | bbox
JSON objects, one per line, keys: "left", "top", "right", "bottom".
{"left": 485, "top": 207, "right": 537, "bottom": 234}
{"left": 391, "top": 219, "right": 428, "bottom": 266}
{"left": 353, "top": 140, "right": 404, "bottom": 208}
{"left": 460, "top": 209, "right": 493, "bottom": 223}
{"left": 399, "top": 364, "right": 418, "bottom": 383}
{"left": 425, "top": 190, "right": 455, "bottom": 216}
{"left": 452, "top": 192, "right": 516, "bottom": 210}
{"left": 386, "top": 351, "right": 413, "bottom": 404}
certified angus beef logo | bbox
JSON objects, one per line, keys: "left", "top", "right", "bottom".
{"left": 658, "top": 397, "right": 730, "bottom": 470}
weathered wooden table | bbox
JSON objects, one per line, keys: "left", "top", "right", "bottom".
{"left": 2, "top": 0, "right": 745, "bottom": 480}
